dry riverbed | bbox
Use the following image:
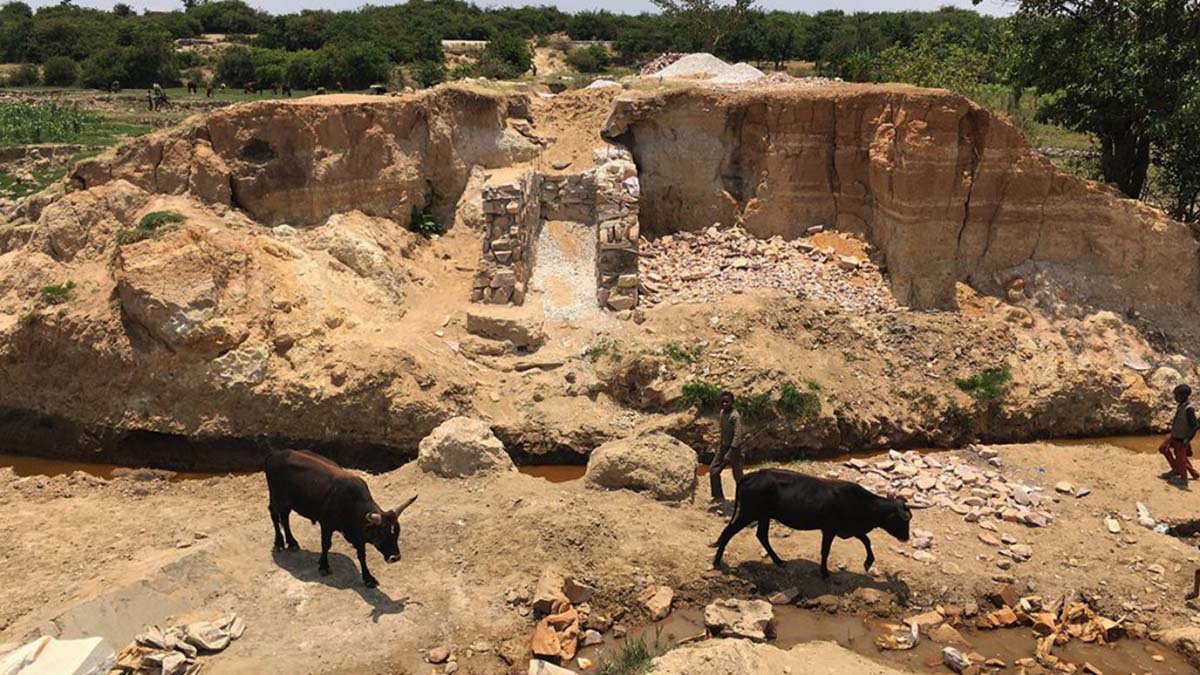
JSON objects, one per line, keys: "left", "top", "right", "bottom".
{"left": 2, "top": 440, "right": 1200, "bottom": 674}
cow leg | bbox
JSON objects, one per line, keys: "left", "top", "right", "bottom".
{"left": 318, "top": 524, "right": 333, "bottom": 576}
{"left": 280, "top": 509, "right": 300, "bottom": 550}
{"left": 356, "top": 543, "right": 378, "bottom": 589}
{"left": 857, "top": 534, "right": 875, "bottom": 572}
{"left": 819, "top": 530, "right": 834, "bottom": 579}
{"left": 756, "top": 519, "right": 785, "bottom": 567}
{"left": 270, "top": 507, "right": 285, "bottom": 551}
{"left": 712, "top": 514, "right": 754, "bottom": 568}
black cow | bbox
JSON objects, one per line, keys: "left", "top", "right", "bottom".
{"left": 265, "top": 449, "right": 418, "bottom": 588}
{"left": 712, "top": 468, "right": 912, "bottom": 577}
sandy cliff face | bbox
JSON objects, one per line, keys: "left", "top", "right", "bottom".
{"left": 71, "top": 88, "right": 540, "bottom": 226}
{"left": 604, "top": 85, "right": 1200, "bottom": 341}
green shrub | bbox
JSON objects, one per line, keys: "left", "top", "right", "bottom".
{"left": 6, "top": 63, "right": 40, "bottom": 87}
{"left": 736, "top": 391, "right": 774, "bottom": 420}
{"left": 408, "top": 205, "right": 442, "bottom": 237}
{"left": 18, "top": 310, "right": 41, "bottom": 326}
{"left": 943, "top": 400, "right": 974, "bottom": 434}
{"left": 476, "top": 33, "right": 533, "bottom": 79}
{"left": 42, "top": 57, "right": 80, "bottom": 87}
{"left": 776, "top": 382, "right": 820, "bottom": 419}
{"left": 412, "top": 60, "right": 445, "bottom": 88}
{"left": 661, "top": 341, "right": 703, "bottom": 364}
{"left": 566, "top": 45, "right": 611, "bottom": 73}
{"left": 583, "top": 337, "right": 620, "bottom": 361}
{"left": 680, "top": 380, "right": 722, "bottom": 412}
{"left": 955, "top": 364, "right": 1012, "bottom": 402}
{"left": 38, "top": 280, "right": 75, "bottom": 306}
{"left": 118, "top": 210, "right": 185, "bottom": 245}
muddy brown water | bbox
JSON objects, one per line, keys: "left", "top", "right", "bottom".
{"left": 0, "top": 453, "right": 234, "bottom": 482}
{"left": 578, "top": 606, "right": 1196, "bottom": 673}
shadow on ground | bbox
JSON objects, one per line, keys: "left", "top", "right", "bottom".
{"left": 729, "top": 558, "right": 911, "bottom": 606}
{"left": 271, "top": 549, "right": 410, "bottom": 621}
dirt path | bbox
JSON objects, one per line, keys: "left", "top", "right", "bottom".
{"left": 3, "top": 440, "right": 1200, "bottom": 673}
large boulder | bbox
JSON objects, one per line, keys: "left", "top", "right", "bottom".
{"left": 648, "top": 639, "right": 909, "bottom": 675}
{"left": 584, "top": 433, "right": 697, "bottom": 501}
{"left": 417, "top": 417, "right": 515, "bottom": 478}
{"left": 704, "top": 599, "right": 774, "bottom": 641}
{"left": 1161, "top": 626, "right": 1200, "bottom": 669}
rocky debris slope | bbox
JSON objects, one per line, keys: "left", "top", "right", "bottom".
{"left": 639, "top": 225, "right": 896, "bottom": 313}
{"left": 113, "top": 613, "right": 246, "bottom": 675}
{"left": 605, "top": 85, "right": 1200, "bottom": 350}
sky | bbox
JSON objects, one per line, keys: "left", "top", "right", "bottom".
{"left": 26, "top": 0, "right": 1017, "bottom": 16}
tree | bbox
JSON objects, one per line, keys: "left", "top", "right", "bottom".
{"left": 877, "top": 25, "right": 997, "bottom": 91}
{"left": 1153, "top": 82, "right": 1200, "bottom": 223}
{"left": 477, "top": 33, "right": 532, "bottom": 79}
{"left": 112, "top": 3, "right": 132, "bottom": 17}
{"left": 1001, "top": 0, "right": 1200, "bottom": 199}
{"left": 565, "top": 44, "right": 610, "bottom": 73}
{"left": 42, "top": 55, "right": 79, "bottom": 85}
{"left": 81, "top": 47, "right": 127, "bottom": 88}
{"left": 411, "top": 59, "right": 444, "bottom": 88}
{"left": 217, "top": 45, "right": 255, "bottom": 85}
{"left": 650, "top": 0, "right": 756, "bottom": 52}
{"left": 341, "top": 42, "right": 389, "bottom": 88}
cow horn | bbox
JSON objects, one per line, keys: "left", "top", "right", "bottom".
{"left": 394, "top": 494, "right": 418, "bottom": 515}
{"left": 366, "top": 511, "right": 383, "bottom": 525}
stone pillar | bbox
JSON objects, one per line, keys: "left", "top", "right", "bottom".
{"left": 473, "top": 171, "right": 542, "bottom": 305}
{"left": 593, "top": 146, "right": 640, "bottom": 311}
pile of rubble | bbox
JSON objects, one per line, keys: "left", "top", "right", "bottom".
{"left": 639, "top": 226, "right": 897, "bottom": 314}
{"left": 640, "top": 53, "right": 685, "bottom": 75}
{"left": 524, "top": 568, "right": 613, "bottom": 672}
{"left": 884, "top": 585, "right": 1129, "bottom": 674}
{"left": 111, "top": 613, "right": 245, "bottom": 675}
{"left": 833, "top": 446, "right": 1089, "bottom": 568}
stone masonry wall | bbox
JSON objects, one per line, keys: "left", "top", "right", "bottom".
{"left": 473, "top": 171, "right": 542, "bottom": 305}
{"left": 473, "top": 145, "right": 639, "bottom": 310}
{"left": 593, "top": 146, "right": 640, "bottom": 311}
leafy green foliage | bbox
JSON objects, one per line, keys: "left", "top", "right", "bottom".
{"left": 407, "top": 205, "right": 442, "bottom": 237}
{"left": 776, "top": 382, "right": 820, "bottom": 419}
{"left": 735, "top": 391, "right": 774, "bottom": 420}
{"left": 5, "top": 62, "right": 38, "bottom": 86}
{"left": 955, "top": 364, "right": 1012, "bottom": 402}
{"left": 38, "top": 280, "right": 75, "bottom": 306}
{"left": 680, "top": 380, "right": 723, "bottom": 413}
{"left": 0, "top": 103, "right": 100, "bottom": 146}
{"left": 411, "top": 60, "right": 445, "bottom": 88}
{"left": 42, "top": 56, "right": 79, "bottom": 86}
{"left": 118, "top": 210, "right": 185, "bottom": 245}
{"left": 565, "top": 45, "right": 611, "bottom": 73}
{"left": 477, "top": 34, "right": 533, "bottom": 79}
{"left": 18, "top": 310, "right": 40, "bottom": 327}
{"left": 877, "top": 25, "right": 999, "bottom": 91}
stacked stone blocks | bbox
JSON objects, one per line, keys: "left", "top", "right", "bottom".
{"left": 473, "top": 172, "right": 543, "bottom": 305}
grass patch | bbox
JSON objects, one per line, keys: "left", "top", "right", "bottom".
{"left": 117, "top": 210, "right": 185, "bottom": 245}
{"left": 0, "top": 102, "right": 101, "bottom": 146}
{"left": 0, "top": 167, "right": 67, "bottom": 200}
{"left": 955, "top": 364, "right": 1012, "bottom": 402}
{"left": 38, "top": 280, "right": 75, "bottom": 305}
{"left": 584, "top": 337, "right": 621, "bottom": 362}
{"left": 776, "top": 382, "right": 821, "bottom": 420}
{"left": 661, "top": 341, "right": 704, "bottom": 364}
{"left": 680, "top": 380, "right": 722, "bottom": 413}
{"left": 597, "top": 635, "right": 655, "bottom": 675}
{"left": 18, "top": 310, "right": 40, "bottom": 326}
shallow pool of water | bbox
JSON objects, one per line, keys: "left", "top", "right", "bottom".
{"left": 0, "top": 453, "right": 233, "bottom": 482}
{"left": 578, "top": 606, "right": 1195, "bottom": 674}
{"left": 1049, "top": 435, "right": 1163, "bottom": 454}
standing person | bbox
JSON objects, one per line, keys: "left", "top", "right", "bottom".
{"left": 709, "top": 391, "right": 746, "bottom": 502}
{"left": 1160, "top": 384, "right": 1200, "bottom": 482}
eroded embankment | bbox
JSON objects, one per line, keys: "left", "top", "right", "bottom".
{"left": 604, "top": 85, "right": 1200, "bottom": 344}
{"left": 0, "top": 83, "right": 1196, "bottom": 470}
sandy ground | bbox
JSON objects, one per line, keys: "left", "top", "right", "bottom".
{"left": 2, "top": 440, "right": 1200, "bottom": 674}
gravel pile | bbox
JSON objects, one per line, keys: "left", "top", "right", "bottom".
{"left": 639, "top": 225, "right": 897, "bottom": 314}
{"left": 710, "top": 62, "right": 766, "bottom": 84}
{"left": 655, "top": 53, "right": 738, "bottom": 79}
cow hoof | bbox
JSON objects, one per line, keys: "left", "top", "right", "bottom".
{"left": 363, "top": 577, "right": 379, "bottom": 589}
{"left": 273, "top": 543, "right": 284, "bottom": 552}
